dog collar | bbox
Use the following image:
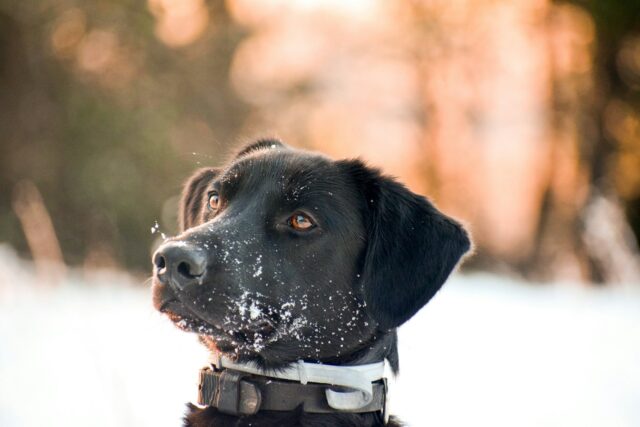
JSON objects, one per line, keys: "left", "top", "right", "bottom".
{"left": 197, "top": 355, "right": 387, "bottom": 417}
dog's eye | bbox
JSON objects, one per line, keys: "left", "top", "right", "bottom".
{"left": 208, "top": 192, "right": 221, "bottom": 210}
{"left": 288, "top": 212, "right": 315, "bottom": 231}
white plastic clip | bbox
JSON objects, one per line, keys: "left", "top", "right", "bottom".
{"left": 216, "top": 356, "right": 385, "bottom": 411}
{"left": 297, "top": 360, "right": 309, "bottom": 385}
{"left": 325, "top": 389, "right": 372, "bottom": 410}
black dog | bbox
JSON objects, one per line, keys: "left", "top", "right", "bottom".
{"left": 152, "top": 140, "right": 470, "bottom": 426}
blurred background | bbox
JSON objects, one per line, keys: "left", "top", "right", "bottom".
{"left": 1, "top": 0, "right": 639, "bottom": 426}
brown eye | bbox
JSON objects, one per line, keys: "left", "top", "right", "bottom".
{"left": 208, "top": 192, "right": 220, "bottom": 210}
{"left": 289, "top": 212, "right": 315, "bottom": 231}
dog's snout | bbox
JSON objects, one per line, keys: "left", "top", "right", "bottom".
{"left": 153, "top": 242, "right": 207, "bottom": 289}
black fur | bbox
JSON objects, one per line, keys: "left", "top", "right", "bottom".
{"left": 179, "top": 167, "right": 219, "bottom": 231}
{"left": 337, "top": 159, "right": 471, "bottom": 329}
{"left": 234, "top": 139, "right": 286, "bottom": 158}
{"left": 183, "top": 404, "right": 404, "bottom": 427}
{"left": 152, "top": 140, "right": 470, "bottom": 426}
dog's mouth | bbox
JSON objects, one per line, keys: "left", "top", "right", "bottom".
{"left": 159, "top": 297, "right": 278, "bottom": 352}
{"left": 161, "top": 299, "right": 223, "bottom": 336}
{"left": 153, "top": 277, "right": 312, "bottom": 357}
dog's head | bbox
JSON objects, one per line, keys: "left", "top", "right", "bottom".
{"left": 152, "top": 140, "right": 470, "bottom": 368}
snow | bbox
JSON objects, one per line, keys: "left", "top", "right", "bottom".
{"left": 150, "top": 220, "right": 167, "bottom": 240}
{"left": 392, "top": 275, "right": 640, "bottom": 426}
{"left": 1, "top": 247, "right": 639, "bottom": 426}
{"left": 253, "top": 265, "right": 263, "bottom": 277}
{"left": 249, "top": 301, "right": 261, "bottom": 320}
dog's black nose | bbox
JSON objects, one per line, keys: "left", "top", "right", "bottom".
{"left": 153, "top": 242, "right": 207, "bottom": 290}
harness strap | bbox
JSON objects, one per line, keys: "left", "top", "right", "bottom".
{"left": 198, "top": 366, "right": 387, "bottom": 416}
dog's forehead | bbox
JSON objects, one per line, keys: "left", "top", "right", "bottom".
{"left": 211, "top": 149, "right": 364, "bottom": 232}
{"left": 219, "top": 149, "right": 342, "bottom": 193}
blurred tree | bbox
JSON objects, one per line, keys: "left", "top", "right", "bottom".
{"left": 397, "top": 0, "right": 640, "bottom": 282}
{"left": 537, "top": 0, "right": 640, "bottom": 281}
{"left": 0, "top": 0, "right": 638, "bottom": 283}
{"left": 0, "top": 0, "right": 248, "bottom": 273}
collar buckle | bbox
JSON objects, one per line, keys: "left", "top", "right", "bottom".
{"left": 198, "top": 367, "right": 262, "bottom": 416}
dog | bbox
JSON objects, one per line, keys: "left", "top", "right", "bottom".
{"left": 152, "top": 140, "right": 470, "bottom": 426}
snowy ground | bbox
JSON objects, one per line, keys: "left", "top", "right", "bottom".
{"left": 1, "top": 246, "right": 639, "bottom": 427}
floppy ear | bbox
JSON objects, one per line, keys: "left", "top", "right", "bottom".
{"left": 179, "top": 167, "right": 219, "bottom": 231}
{"left": 235, "top": 139, "right": 286, "bottom": 158}
{"left": 339, "top": 159, "right": 471, "bottom": 329}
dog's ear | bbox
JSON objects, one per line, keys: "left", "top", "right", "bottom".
{"left": 179, "top": 167, "right": 219, "bottom": 231}
{"left": 339, "top": 159, "right": 471, "bottom": 329}
{"left": 235, "top": 139, "right": 287, "bottom": 158}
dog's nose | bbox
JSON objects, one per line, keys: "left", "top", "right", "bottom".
{"left": 153, "top": 242, "right": 207, "bottom": 290}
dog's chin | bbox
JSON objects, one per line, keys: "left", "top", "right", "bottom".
{"left": 163, "top": 306, "right": 280, "bottom": 356}
{"left": 153, "top": 283, "right": 287, "bottom": 363}
{"left": 164, "top": 309, "right": 223, "bottom": 337}
{"left": 199, "top": 335, "right": 297, "bottom": 370}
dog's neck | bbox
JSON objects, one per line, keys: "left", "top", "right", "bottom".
{"left": 203, "top": 328, "right": 399, "bottom": 372}
{"left": 317, "top": 329, "right": 399, "bottom": 373}
{"left": 196, "top": 329, "right": 397, "bottom": 420}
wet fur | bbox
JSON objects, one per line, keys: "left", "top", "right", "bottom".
{"left": 153, "top": 140, "right": 470, "bottom": 426}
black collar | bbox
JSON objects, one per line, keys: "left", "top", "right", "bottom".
{"left": 197, "top": 365, "right": 387, "bottom": 417}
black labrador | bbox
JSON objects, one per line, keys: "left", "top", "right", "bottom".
{"left": 152, "top": 140, "right": 470, "bottom": 426}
